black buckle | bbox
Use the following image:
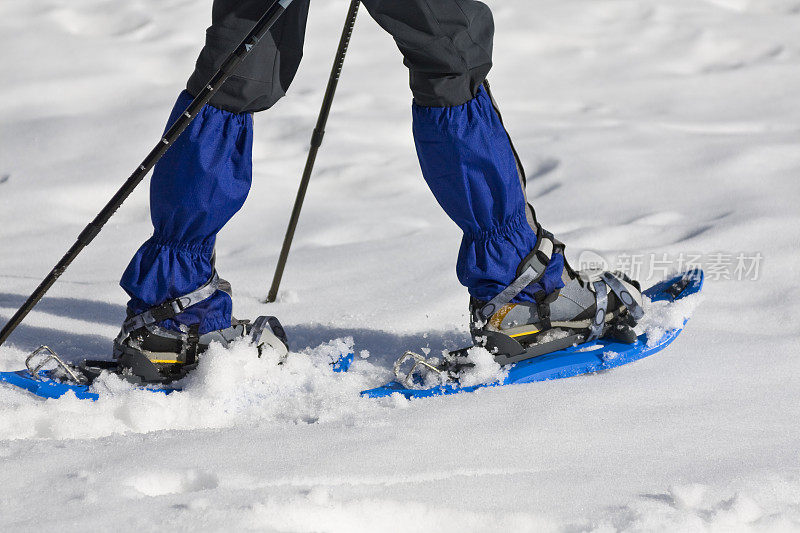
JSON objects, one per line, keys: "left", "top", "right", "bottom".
{"left": 185, "top": 324, "right": 200, "bottom": 365}
{"left": 149, "top": 300, "right": 182, "bottom": 322}
{"left": 538, "top": 302, "right": 551, "bottom": 321}
{"left": 536, "top": 291, "right": 555, "bottom": 330}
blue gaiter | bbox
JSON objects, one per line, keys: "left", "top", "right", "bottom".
{"left": 120, "top": 91, "right": 253, "bottom": 333}
{"left": 412, "top": 86, "right": 564, "bottom": 302}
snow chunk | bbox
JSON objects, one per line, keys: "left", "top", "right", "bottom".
{"left": 670, "top": 483, "right": 708, "bottom": 510}
{"left": 637, "top": 292, "right": 705, "bottom": 347}
{"left": 537, "top": 328, "right": 572, "bottom": 343}
{"left": 588, "top": 481, "right": 781, "bottom": 532}
{"left": 0, "top": 337, "right": 386, "bottom": 440}
{"left": 457, "top": 346, "right": 508, "bottom": 388}
{"left": 602, "top": 350, "right": 620, "bottom": 361}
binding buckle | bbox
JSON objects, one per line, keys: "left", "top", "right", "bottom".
{"left": 148, "top": 299, "right": 185, "bottom": 322}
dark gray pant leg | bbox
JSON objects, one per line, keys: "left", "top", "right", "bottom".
{"left": 187, "top": 0, "right": 310, "bottom": 113}
{"left": 361, "top": 0, "right": 494, "bottom": 107}
{"left": 188, "top": 0, "right": 492, "bottom": 111}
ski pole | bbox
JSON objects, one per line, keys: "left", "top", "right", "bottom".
{"left": 0, "top": 0, "right": 296, "bottom": 348}
{"left": 265, "top": 0, "right": 361, "bottom": 303}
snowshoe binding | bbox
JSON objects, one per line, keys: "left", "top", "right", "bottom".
{"left": 392, "top": 224, "right": 645, "bottom": 387}
{"left": 469, "top": 226, "right": 643, "bottom": 366}
{"left": 107, "top": 271, "right": 288, "bottom": 384}
{"left": 0, "top": 271, "right": 290, "bottom": 398}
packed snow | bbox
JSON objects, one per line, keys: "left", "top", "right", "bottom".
{"left": 2, "top": 0, "right": 800, "bottom": 531}
{"left": 638, "top": 289, "right": 705, "bottom": 348}
{"left": 457, "top": 346, "right": 509, "bottom": 388}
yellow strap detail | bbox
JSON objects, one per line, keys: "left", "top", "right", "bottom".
{"left": 488, "top": 304, "right": 517, "bottom": 329}
{"left": 509, "top": 329, "right": 540, "bottom": 338}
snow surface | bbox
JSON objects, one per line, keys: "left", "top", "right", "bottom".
{"left": 2, "top": 0, "right": 800, "bottom": 530}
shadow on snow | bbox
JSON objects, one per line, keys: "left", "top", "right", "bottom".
{"left": 0, "top": 292, "right": 472, "bottom": 368}
{"left": 0, "top": 292, "right": 126, "bottom": 327}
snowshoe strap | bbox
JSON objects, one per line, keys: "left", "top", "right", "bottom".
{"left": 117, "top": 271, "right": 221, "bottom": 341}
{"left": 250, "top": 315, "right": 289, "bottom": 358}
{"left": 185, "top": 324, "right": 200, "bottom": 365}
{"left": 601, "top": 272, "right": 644, "bottom": 322}
{"left": 586, "top": 281, "right": 608, "bottom": 342}
{"left": 478, "top": 229, "right": 555, "bottom": 322}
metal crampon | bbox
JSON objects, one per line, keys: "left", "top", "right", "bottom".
{"left": 393, "top": 351, "right": 448, "bottom": 388}
{"left": 25, "top": 345, "right": 88, "bottom": 385}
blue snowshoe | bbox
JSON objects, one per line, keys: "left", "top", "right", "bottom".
{"left": 361, "top": 222, "right": 700, "bottom": 399}
{"left": 363, "top": 268, "right": 702, "bottom": 399}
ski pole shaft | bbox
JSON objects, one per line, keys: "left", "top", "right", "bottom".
{"left": 0, "top": 0, "right": 295, "bottom": 348}
{"left": 265, "top": 0, "right": 360, "bottom": 303}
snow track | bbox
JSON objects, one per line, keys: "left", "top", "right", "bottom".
{"left": 0, "top": 338, "right": 395, "bottom": 440}
{"left": 1, "top": 0, "right": 800, "bottom": 530}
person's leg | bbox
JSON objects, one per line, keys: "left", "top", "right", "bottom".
{"left": 361, "top": 0, "right": 565, "bottom": 304}
{"left": 120, "top": 0, "right": 310, "bottom": 334}
{"left": 187, "top": 0, "right": 310, "bottom": 114}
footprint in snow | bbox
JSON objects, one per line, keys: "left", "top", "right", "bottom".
{"left": 126, "top": 469, "right": 219, "bottom": 497}
{"left": 528, "top": 157, "right": 561, "bottom": 180}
